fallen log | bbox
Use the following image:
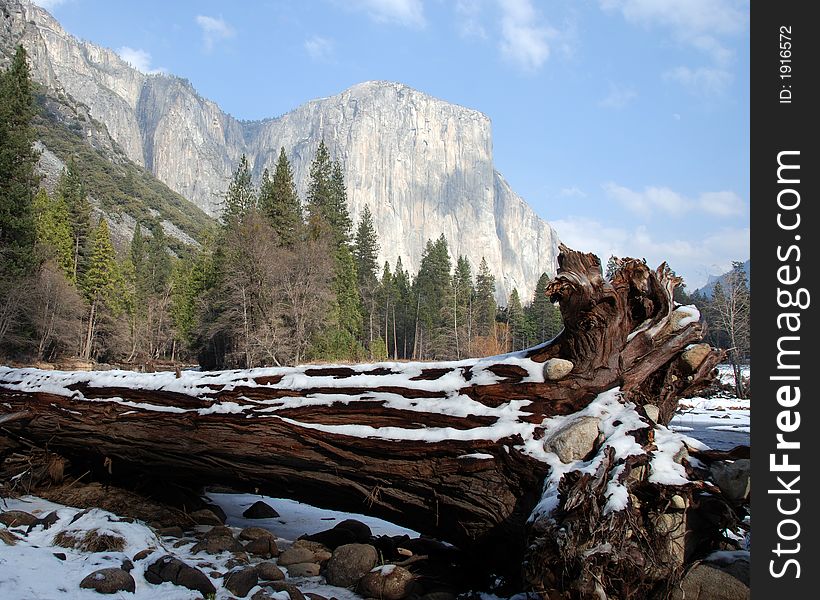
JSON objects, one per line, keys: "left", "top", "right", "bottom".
{"left": 1, "top": 246, "right": 737, "bottom": 596}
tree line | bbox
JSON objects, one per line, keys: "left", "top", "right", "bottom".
{"left": 0, "top": 47, "right": 562, "bottom": 368}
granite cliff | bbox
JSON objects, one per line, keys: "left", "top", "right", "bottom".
{"left": 1, "top": 0, "right": 559, "bottom": 300}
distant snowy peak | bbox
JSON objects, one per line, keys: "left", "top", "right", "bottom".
{"left": 696, "top": 260, "right": 750, "bottom": 298}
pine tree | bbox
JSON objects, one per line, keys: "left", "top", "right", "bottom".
{"left": 474, "top": 257, "right": 497, "bottom": 337}
{"left": 223, "top": 154, "right": 256, "bottom": 224}
{"left": 392, "top": 256, "right": 411, "bottom": 359}
{"left": 259, "top": 148, "right": 303, "bottom": 247}
{"left": 333, "top": 245, "right": 363, "bottom": 341}
{"left": 59, "top": 161, "right": 91, "bottom": 281}
{"left": 379, "top": 261, "right": 395, "bottom": 357}
{"left": 311, "top": 245, "right": 364, "bottom": 361}
{"left": 413, "top": 235, "right": 453, "bottom": 358}
{"left": 329, "top": 160, "right": 353, "bottom": 245}
{"left": 32, "top": 189, "right": 74, "bottom": 280}
{"left": 0, "top": 45, "right": 39, "bottom": 277}
{"left": 130, "top": 222, "right": 149, "bottom": 296}
{"left": 506, "top": 288, "right": 527, "bottom": 351}
{"left": 452, "top": 255, "right": 474, "bottom": 358}
{"left": 604, "top": 255, "right": 619, "bottom": 280}
{"left": 147, "top": 223, "right": 171, "bottom": 294}
{"left": 353, "top": 205, "right": 380, "bottom": 347}
{"left": 353, "top": 205, "right": 379, "bottom": 286}
{"left": 81, "top": 219, "right": 125, "bottom": 359}
{"left": 528, "top": 272, "right": 562, "bottom": 342}
{"left": 306, "top": 140, "right": 334, "bottom": 237}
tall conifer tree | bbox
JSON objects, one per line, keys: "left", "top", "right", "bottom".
{"left": 0, "top": 45, "right": 38, "bottom": 277}
{"left": 259, "top": 147, "right": 303, "bottom": 246}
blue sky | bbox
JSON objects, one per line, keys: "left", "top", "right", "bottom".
{"left": 36, "top": 0, "right": 749, "bottom": 290}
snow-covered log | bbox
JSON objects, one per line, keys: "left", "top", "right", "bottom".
{"left": 0, "top": 246, "right": 732, "bottom": 595}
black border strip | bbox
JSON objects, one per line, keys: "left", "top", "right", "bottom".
{"left": 752, "top": 3, "right": 817, "bottom": 596}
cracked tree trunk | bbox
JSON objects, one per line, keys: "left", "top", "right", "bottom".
{"left": 0, "top": 246, "right": 732, "bottom": 596}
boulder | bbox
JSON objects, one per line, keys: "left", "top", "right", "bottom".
{"left": 285, "top": 562, "right": 321, "bottom": 577}
{"left": 710, "top": 460, "right": 751, "bottom": 503}
{"left": 144, "top": 554, "right": 216, "bottom": 596}
{"left": 681, "top": 344, "right": 712, "bottom": 372}
{"left": 653, "top": 512, "right": 686, "bottom": 568}
{"left": 154, "top": 526, "right": 184, "bottom": 538}
{"left": 672, "top": 563, "right": 750, "bottom": 600}
{"left": 244, "top": 536, "right": 280, "bottom": 558}
{"left": 239, "top": 526, "right": 275, "bottom": 541}
{"left": 301, "top": 526, "right": 356, "bottom": 550}
{"left": 191, "top": 529, "right": 242, "bottom": 554}
{"left": 0, "top": 510, "right": 38, "bottom": 527}
{"left": 132, "top": 548, "right": 154, "bottom": 561}
{"left": 358, "top": 565, "right": 416, "bottom": 600}
{"left": 543, "top": 416, "right": 599, "bottom": 462}
{"left": 79, "top": 568, "right": 136, "bottom": 594}
{"left": 325, "top": 543, "right": 379, "bottom": 587}
{"left": 190, "top": 508, "right": 224, "bottom": 526}
{"left": 256, "top": 561, "right": 285, "bottom": 582}
{"left": 543, "top": 358, "right": 573, "bottom": 381}
{"left": 243, "top": 501, "right": 280, "bottom": 519}
{"left": 334, "top": 519, "right": 372, "bottom": 543}
{"left": 278, "top": 546, "right": 316, "bottom": 566}
{"left": 224, "top": 566, "right": 260, "bottom": 598}
{"left": 253, "top": 582, "right": 306, "bottom": 600}
{"left": 644, "top": 404, "right": 660, "bottom": 423}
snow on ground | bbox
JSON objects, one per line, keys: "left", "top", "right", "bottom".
{"left": 716, "top": 364, "right": 751, "bottom": 387}
{"left": 0, "top": 492, "right": 417, "bottom": 600}
{"left": 671, "top": 397, "right": 750, "bottom": 434}
{"left": 206, "top": 492, "right": 417, "bottom": 541}
{"left": 670, "top": 364, "right": 751, "bottom": 449}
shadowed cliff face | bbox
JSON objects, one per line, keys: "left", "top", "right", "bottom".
{"left": 1, "top": 0, "right": 559, "bottom": 301}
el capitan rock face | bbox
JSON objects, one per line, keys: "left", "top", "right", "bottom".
{"left": 1, "top": 0, "right": 559, "bottom": 300}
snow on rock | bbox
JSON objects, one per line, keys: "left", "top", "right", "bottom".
{"left": 670, "top": 305, "right": 701, "bottom": 330}
{"left": 529, "top": 388, "right": 649, "bottom": 522}
{"left": 0, "top": 491, "right": 418, "bottom": 600}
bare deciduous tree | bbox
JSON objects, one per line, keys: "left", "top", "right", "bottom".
{"left": 708, "top": 262, "right": 750, "bottom": 397}
{"left": 28, "top": 261, "right": 84, "bottom": 361}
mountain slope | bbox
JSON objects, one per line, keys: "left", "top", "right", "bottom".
{"left": 695, "top": 259, "right": 750, "bottom": 298}
{"left": 2, "top": 0, "right": 559, "bottom": 300}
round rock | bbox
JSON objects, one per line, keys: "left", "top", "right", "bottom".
{"left": 325, "top": 543, "right": 379, "bottom": 588}
{"left": 279, "top": 546, "right": 315, "bottom": 566}
{"left": 243, "top": 501, "right": 280, "bottom": 519}
{"left": 543, "top": 358, "right": 573, "bottom": 380}
{"left": 80, "top": 568, "right": 136, "bottom": 594}
{"left": 358, "top": 565, "right": 415, "bottom": 600}
{"left": 286, "top": 562, "right": 321, "bottom": 577}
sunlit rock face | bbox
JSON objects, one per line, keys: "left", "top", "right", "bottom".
{"left": 3, "top": 0, "right": 559, "bottom": 300}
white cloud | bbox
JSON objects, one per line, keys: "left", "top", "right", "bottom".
{"left": 600, "top": 0, "right": 748, "bottom": 96}
{"left": 663, "top": 65, "right": 733, "bottom": 96}
{"left": 32, "top": 0, "right": 67, "bottom": 10}
{"left": 348, "top": 0, "right": 426, "bottom": 28}
{"left": 550, "top": 216, "right": 749, "bottom": 288}
{"left": 116, "top": 47, "right": 165, "bottom": 75}
{"left": 603, "top": 182, "right": 746, "bottom": 220}
{"left": 558, "top": 186, "right": 587, "bottom": 199}
{"left": 456, "top": 0, "right": 488, "bottom": 39}
{"left": 698, "top": 191, "right": 745, "bottom": 217}
{"left": 498, "top": 0, "right": 554, "bottom": 72}
{"left": 603, "top": 182, "right": 688, "bottom": 217}
{"left": 304, "top": 36, "right": 335, "bottom": 62}
{"left": 195, "top": 15, "right": 235, "bottom": 51}
{"left": 598, "top": 82, "right": 638, "bottom": 109}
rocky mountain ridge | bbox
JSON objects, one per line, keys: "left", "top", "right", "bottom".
{"left": 1, "top": 0, "right": 559, "bottom": 301}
